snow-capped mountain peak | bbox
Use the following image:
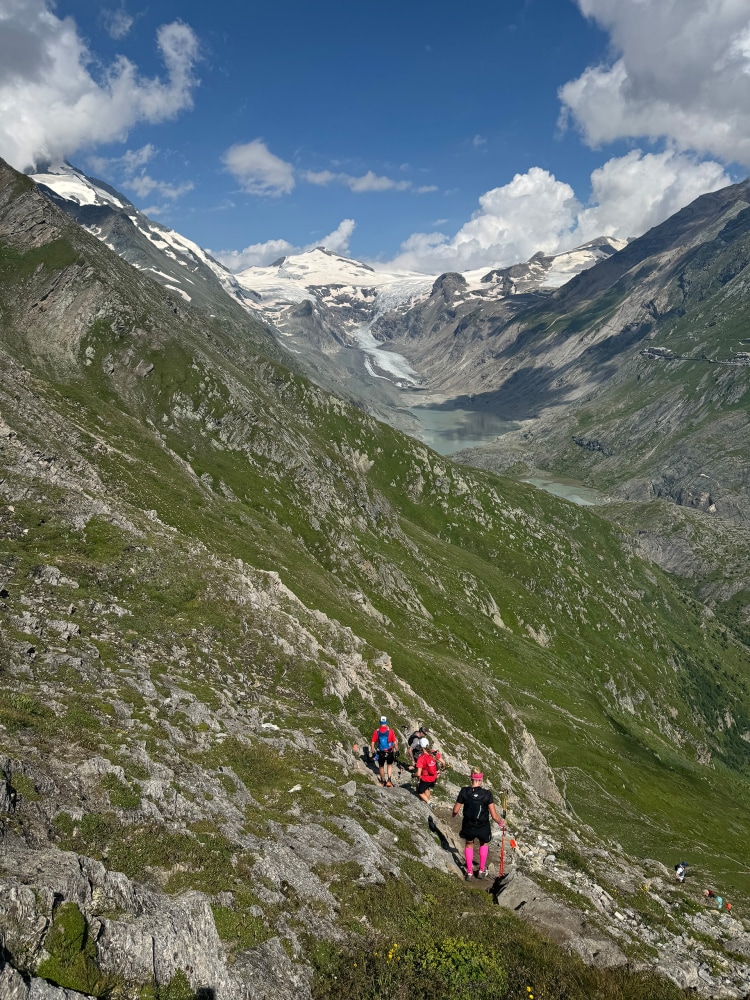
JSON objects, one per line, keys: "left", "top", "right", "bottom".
{"left": 31, "top": 164, "right": 127, "bottom": 211}
{"left": 30, "top": 162, "right": 259, "bottom": 314}
{"left": 235, "top": 238, "right": 628, "bottom": 329}
{"left": 459, "top": 237, "right": 628, "bottom": 298}
{"left": 270, "top": 246, "right": 375, "bottom": 278}
{"left": 234, "top": 247, "right": 437, "bottom": 330}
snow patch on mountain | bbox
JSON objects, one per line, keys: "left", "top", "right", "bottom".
{"left": 460, "top": 238, "right": 627, "bottom": 298}
{"left": 235, "top": 247, "right": 435, "bottom": 324}
{"left": 235, "top": 240, "right": 627, "bottom": 336}
{"left": 32, "top": 165, "right": 127, "bottom": 210}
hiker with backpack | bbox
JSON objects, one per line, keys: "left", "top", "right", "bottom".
{"left": 371, "top": 716, "right": 398, "bottom": 787}
{"left": 407, "top": 725, "right": 428, "bottom": 770}
{"left": 414, "top": 736, "right": 439, "bottom": 805}
{"left": 453, "top": 769, "right": 504, "bottom": 879}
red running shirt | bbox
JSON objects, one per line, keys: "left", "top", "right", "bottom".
{"left": 416, "top": 752, "right": 438, "bottom": 782}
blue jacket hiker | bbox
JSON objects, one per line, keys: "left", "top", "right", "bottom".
{"left": 371, "top": 716, "right": 398, "bottom": 787}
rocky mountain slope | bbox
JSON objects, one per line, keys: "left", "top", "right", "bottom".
{"left": 2, "top": 158, "right": 750, "bottom": 999}
{"left": 446, "top": 180, "right": 750, "bottom": 502}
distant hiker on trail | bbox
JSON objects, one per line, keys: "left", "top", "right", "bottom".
{"left": 414, "top": 737, "right": 439, "bottom": 805}
{"left": 674, "top": 862, "right": 688, "bottom": 883}
{"left": 407, "top": 725, "right": 428, "bottom": 769}
{"left": 371, "top": 716, "right": 398, "bottom": 787}
{"left": 703, "top": 889, "right": 731, "bottom": 913}
{"left": 453, "top": 769, "right": 504, "bottom": 879}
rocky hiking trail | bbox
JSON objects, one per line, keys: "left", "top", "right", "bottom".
{"left": 2, "top": 734, "right": 750, "bottom": 1000}
{"left": 354, "top": 753, "right": 750, "bottom": 997}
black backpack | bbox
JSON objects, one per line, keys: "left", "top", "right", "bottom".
{"left": 463, "top": 788, "right": 491, "bottom": 823}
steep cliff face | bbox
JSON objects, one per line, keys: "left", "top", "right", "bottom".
{"left": 447, "top": 181, "right": 750, "bottom": 512}
{"left": 2, "top": 158, "right": 750, "bottom": 998}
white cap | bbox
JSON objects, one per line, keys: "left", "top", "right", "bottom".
{"left": 419, "top": 737, "right": 429, "bottom": 747}
{"left": 380, "top": 716, "right": 387, "bottom": 724}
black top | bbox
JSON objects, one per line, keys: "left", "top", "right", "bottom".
{"left": 456, "top": 785, "right": 493, "bottom": 825}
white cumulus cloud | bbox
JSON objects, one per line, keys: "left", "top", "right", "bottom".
{"left": 346, "top": 170, "right": 411, "bottom": 193}
{"left": 89, "top": 143, "right": 194, "bottom": 203}
{"left": 125, "top": 172, "right": 194, "bottom": 201}
{"left": 384, "top": 152, "right": 730, "bottom": 274}
{"left": 560, "top": 0, "right": 750, "bottom": 166}
{"left": 386, "top": 166, "right": 579, "bottom": 273}
{"left": 222, "top": 139, "right": 295, "bottom": 197}
{"left": 572, "top": 150, "right": 730, "bottom": 243}
{"left": 319, "top": 217, "right": 356, "bottom": 253}
{"left": 0, "top": 0, "right": 200, "bottom": 172}
{"left": 211, "top": 218, "right": 357, "bottom": 272}
{"left": 102, "top": 7, "right": 134, "bottom": 40}
{"left": 212, "top": 238, "right": 296, "bottom": 272}
{"left": 303, "top": 168, "right": 432, "bottom": 194}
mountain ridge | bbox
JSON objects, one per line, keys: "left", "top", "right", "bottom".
{"left": 32, "top": 163, "right": 266, "bottom": 320}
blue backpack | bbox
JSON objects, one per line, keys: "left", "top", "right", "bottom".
{"left": 377, "top": 727, "right": 391, "bottom": 751}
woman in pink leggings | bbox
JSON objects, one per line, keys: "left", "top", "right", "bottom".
{"left": 453, "top": 769, "right": 504, "bottom": 879}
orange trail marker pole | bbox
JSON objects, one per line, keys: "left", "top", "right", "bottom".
{"left": 499, "top": 787, "right": 509, "bottom": 876}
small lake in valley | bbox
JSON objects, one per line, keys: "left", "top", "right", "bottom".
{"left": 521, "top": 477, "right": 608, "bottom": 506}
{"left": 409, "top": 405, "right": 519, "bottom": 455}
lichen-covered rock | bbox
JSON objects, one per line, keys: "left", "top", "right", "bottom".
{"left": 231, "top": 937, "right": 312, "bottom": 1000}
{"left": 0, "top": 960, "right": 88, "bottom": 1000}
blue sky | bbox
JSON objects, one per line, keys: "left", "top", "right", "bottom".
{"left": 1, "top": 1, "right": 749, "bottom": 273}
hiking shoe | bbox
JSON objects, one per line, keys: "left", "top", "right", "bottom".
{"left": 385, "top": 781, "right": 394, "bottom": 787}
{"left": 465, "top": 871, "right": 474, "bottom": 880}
{"left": 478, "top": 869, "right": 488, "bottom": 878}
